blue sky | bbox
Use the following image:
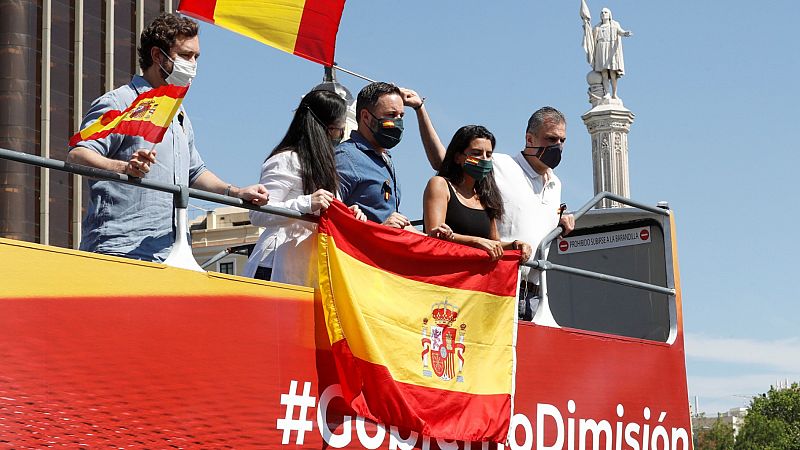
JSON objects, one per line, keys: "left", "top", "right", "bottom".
{"left": 182, "top": 1, "right": 800, "bottom": 414}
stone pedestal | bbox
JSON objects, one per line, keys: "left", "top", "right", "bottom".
{"left": 581, "top": 103, "right": 635, "bottom": 208}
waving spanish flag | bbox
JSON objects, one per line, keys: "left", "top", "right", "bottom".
{"left": 178, "top": 0, "right": 346, "bottom": 66}
{"left": 69, "top": 84, "right": 188, "bottom": 147}
{"left": 318, "top": 201, "right": 519, "bottom": 443}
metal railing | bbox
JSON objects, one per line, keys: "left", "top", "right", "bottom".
{"left": 0, "top": 147, "right": 317, "bottom": 223}
{"left": 0, "top": 147, "right": 316, "bottom": 271}
{"left": 523, "top": 191, "right": 674, "bottom": 296}
{"left": 1, "top": 147, "right": 676, "bottom": 300}
{"left": 520, "top": 191, "right": 675, "bottom": 327}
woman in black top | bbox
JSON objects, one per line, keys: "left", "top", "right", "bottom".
{"left": 423, "top": 125, "right": 531, "bottom": 262}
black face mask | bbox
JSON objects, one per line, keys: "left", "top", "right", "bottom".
{"left": 524, "top": 144, "right": 562, "bottom": 169}
{"left": 367, "top": 110, "right": 403, "bottom": 149}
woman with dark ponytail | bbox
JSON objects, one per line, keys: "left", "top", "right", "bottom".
{"left": 423, "top": 125, "right": 531, "bottom": 262}
{"left": 244, "top": 90, "right": 365, "bottom": 285}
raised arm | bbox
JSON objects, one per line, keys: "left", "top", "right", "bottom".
{"left": 400, "top": 88, "right": 446, "bottom": 171}
{"left": 616, "top": 21, "right": 633, "bottom": 37}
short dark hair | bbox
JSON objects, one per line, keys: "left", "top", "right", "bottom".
{"left": 526, "top": 106, "right": 566, "bottom": 135}
{"left": 138, "top": 13, "right": 199, "bottom": 70}
{"left": 437, "top": 125, "right": 504, "bottom": 221}
{"left": 355, "top": 82, "right": 402, "bottom": 117}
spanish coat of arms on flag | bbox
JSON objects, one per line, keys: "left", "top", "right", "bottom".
{"left": 69, "top": 83, "right": 189, "bottom": 147}
{"left": 318, "top": 200, "right": 519, "bottom": 443}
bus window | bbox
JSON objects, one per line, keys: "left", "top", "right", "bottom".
{"left": 546, "top": 219, "right": 671, "bottom": 342}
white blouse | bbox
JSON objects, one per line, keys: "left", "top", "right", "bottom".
{"left": 243, "top": 151, "right": 320, "bottom": 287}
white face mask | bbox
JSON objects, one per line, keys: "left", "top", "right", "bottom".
{"left": 159, "top": 48, "right": 196, "bottom": 87}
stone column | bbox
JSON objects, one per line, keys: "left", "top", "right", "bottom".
{"left": 581, "top": 104, "right": 635, "bottom": 208}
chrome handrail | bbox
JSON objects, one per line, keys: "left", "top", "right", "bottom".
{"left": 1, "top": 147, "right": 677, "bottom": 296}
{"left": 0, "top": 147, "right": 317, "bottom": 223}
{"left": 0, "top": 146, "right": 317, "bottom": 271}
{"left": 521, "top": 191, "right": 675, "bottom": 296}
{"left": 518, "top": 191, "right": 675, "bottom": 327}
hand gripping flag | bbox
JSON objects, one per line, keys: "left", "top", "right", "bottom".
{"left": 69, "top": 84, "right": 189, "bottom": 147}
{"left": 318, "top": 201, "right": 519, "bottom": 443}
{"left": 178, "top": 0, "right": 346, "bottom": 66}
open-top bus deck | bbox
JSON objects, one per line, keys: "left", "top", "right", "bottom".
{"left": 0, "top": 147, "right": 691, "bottom": 449}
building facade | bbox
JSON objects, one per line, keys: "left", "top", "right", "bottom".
{"left": 691, "top": 407, "right": 748, "bottom": 437}
{"left": 0, "top": 0, "right": 172, "bottom": 248}
{"left": 190, "top": 206, "right": 262, "bottom": 276}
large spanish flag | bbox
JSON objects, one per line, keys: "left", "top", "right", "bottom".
{"left": 69, "top": 84, "right": 188, "bottom": 147}
{"left": 318, "top": 201, "right": 519, "bottom": 443}
{"left": 178, "top": 0, "right": 346, "bottom": 66}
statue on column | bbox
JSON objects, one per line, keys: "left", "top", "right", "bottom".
{"left": 581, "top": 0, "right": 632, "bottom": 105}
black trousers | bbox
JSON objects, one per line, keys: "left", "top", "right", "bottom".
{"left": 254, "top": 266, "right": 273, "bottom": 281}
{"left": 518, "top": 281, "right": 540, "bottom": 321}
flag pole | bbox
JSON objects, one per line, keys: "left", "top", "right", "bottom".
{"left": 332, "top": 63, "right": 376, "bottom": 83}
{"left": 148, "top": 142, "right": 158, "bottom": 154}
{"left": 148, "top": 84, "right": 186, "bottom": 158}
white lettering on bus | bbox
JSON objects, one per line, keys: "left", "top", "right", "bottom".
{"left": 317, "top": 384, "right": 351, "bottom": 448}
{"left": 315, "top": 385, "right": 690, "bottom": 450}
{"left": 580, "top": 418, "right": 612, "bottom": 450}
{"left": 435, "top": 438, "right": 459, "bottom": 450}
{"left": 509, "top": 413, "right": 533, "bottom": 450}
{"left": 537, "top": 403, "right": 564, "bottom": 450}
{"left": 356, "top": 416, "right": 386, "bottom": 449}
{"left": 389, "top": 426, "right": 418, "bottom": 450}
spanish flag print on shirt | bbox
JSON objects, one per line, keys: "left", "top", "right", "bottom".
{"left": 178, "top": 0, "right": 346, "bottom": 66}
{"left": 318, "top": 201, "right": 519, "bottom": 443}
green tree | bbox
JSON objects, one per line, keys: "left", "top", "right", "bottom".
{"left": 735, "top": 383, "right": 800, "bottom": 450}
{"left": 694, "top": 417, "right": 734, "bottom": 450}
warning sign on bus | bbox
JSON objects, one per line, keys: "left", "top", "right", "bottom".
{"left": 557, "top": 226, "right": 651, "bottom": 255}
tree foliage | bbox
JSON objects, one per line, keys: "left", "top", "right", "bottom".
{"left": 735, "top": 383, "right": 800, "bottom": 450}
{"left": 694, "top": 417, "right": 734, "bottom": 450}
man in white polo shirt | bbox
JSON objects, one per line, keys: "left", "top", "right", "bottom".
{"left": 492, "top": 106, "right": 576, "bottom": 320}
